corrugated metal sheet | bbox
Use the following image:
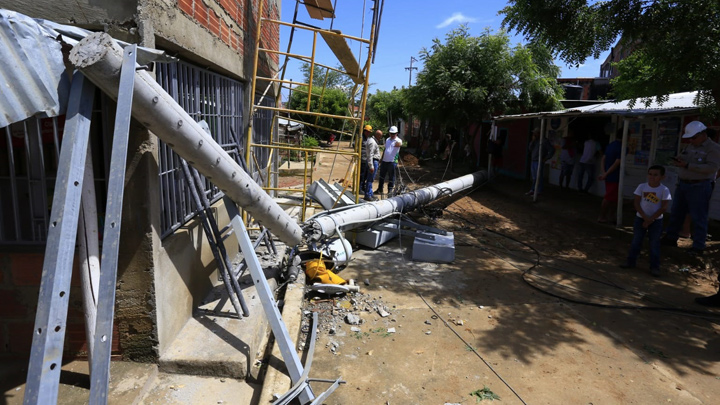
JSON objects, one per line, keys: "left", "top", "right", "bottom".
{"left": 0, "top": 9, "right": 70, "bottom": 128}
{"left": 0, "top": 9, "right": 176, "bottom": 128}
{"left": 495, "top": 91, "right": 700, "bottom": 121}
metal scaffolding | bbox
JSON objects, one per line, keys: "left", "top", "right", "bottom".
{"left": 246, "top": 0, "right": 382, "bottom": 223}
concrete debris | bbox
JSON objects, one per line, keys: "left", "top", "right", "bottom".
{"left": 350, "top": 326, "right": 361, "bottom": 332}
{"left": 364, "top": 279, "right": 370, "bottom": 286}
{"left": 424, "top": 320, "right": 432, "bottom": 325}
{"left": 301, "top": 291, "right": 394, "bottom": 338}
{"left": 455, "top": 319, "right": 464, "bottom": 326}
{"left": 425, "top": 330, "right": 431, "bottom": 335}
{"left": 345, "top": 313, "right": 361, "bottom": 325}
{"left": 387, "top": 328, "right": 395, "bottom": 333}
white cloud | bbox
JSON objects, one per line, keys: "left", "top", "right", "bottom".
{"left": 436, "top": 12, "right": 477, "bottom": 29}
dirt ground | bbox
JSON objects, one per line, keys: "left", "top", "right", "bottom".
{"left": 293, "top": 150, "right": 720, "bottom": 404}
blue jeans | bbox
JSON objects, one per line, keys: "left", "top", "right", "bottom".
{"left": 559, "top": 163, "right": 574, "bottom": 187}
{"left": 665, "top": 180, "right": 713, "bottom": 250}
{"left": 529, "top": 161, "right": 544, "bottom": 193}
{"left": 576, "top": 162, "right": 595, "bottom": 191}
{"left": 627, "top": 216, "right": 663, "bottom": 269}
{"left": 377, "top": 161, "right": 396, "bottom": 193}
{"left": 364, "top": 160, "right": 378, "bottom": 199}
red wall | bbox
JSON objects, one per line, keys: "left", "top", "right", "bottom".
{"left": 0, "top": 253, "right": 120, "bottom": 361}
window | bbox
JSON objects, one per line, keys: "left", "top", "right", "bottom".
{"left": 0, "top": 97, "right": 112, "bottom": 245}
{"left": 155, "top": 61, "right": 245, "bottom": 238}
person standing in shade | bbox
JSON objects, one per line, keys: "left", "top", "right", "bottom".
{"left": 525, "top": 128, "right": 554, "bottom": 196}
{"left": 558, "top": 137, "right": 576, "bottom": 189}
{"left": 662, "top": 121, "right": 720, "bottom": 257}
{"left": 577, "top": 135, "right": 600, "bottom": 192}
{"left": 359, "top": 124, "right": 372, "bottom": 194}
{"left": 364, "top": 129, "right": 382, "bottom": 201}
{"left": 619, "top": 165, "right": 671, "bottom": 277}
{"left": 597, "top": 132, "right": 624, "bottom": 223}
{"left": 375, "top": 126, "right": 402, "bottom": 195}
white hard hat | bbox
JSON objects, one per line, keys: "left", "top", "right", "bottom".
{"left": 683, "top": 121, "right": 707, "bottom": 138}
{"left": 388, "top": 126, "right": 398, "bottom": 134}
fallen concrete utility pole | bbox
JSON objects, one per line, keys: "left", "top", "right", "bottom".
{"left": 304, "top": 171, "right": 487, "bottom": 241}
{"left": 69, "top": 32, "right": 302, "bottom": 246}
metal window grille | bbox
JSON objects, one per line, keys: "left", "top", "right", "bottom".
{"left": 0, "top": 97, "right": 112, "bottom": 245}
{"left": 155, "top": 61, "right": 245, "bottom": 238}
{"left": 252, "top": 95, "right": 276, "bottom": 176}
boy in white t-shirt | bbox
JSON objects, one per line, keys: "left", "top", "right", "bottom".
{"left": 620, "top": 165, "right": 672, "bottom": 277}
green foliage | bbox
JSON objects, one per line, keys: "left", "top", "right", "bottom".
{"left": 502, "top": 0, "right": 720, "bottom": 114}
{"left": 365, "top": 88, "right": 407, "bottom": 131}
{"left": 287, "top": 86, "right": 350, "bottom": 135}
{"left": 299, "top": 62, "right": 354, "bottom": 96}
{"left": 469, "top": 386, "right": 500, "bottom": 402}
{"left": 301, "top": 136, "right": 319, "bottom": 149}
{"left": 405, "top": 26, "right": 563, "bottom": 129}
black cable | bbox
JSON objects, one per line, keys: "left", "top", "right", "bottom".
{"left": 445, "top": 210, "right": 720, "bottom": 321}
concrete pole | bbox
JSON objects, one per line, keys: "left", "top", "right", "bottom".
{"left": 69, "top": 33, "right": 302, "bottom": 245}
{"left": 616, "top": 118, "right": 630, "bottom": 227}
{"left": 305, "top": 170, "right": 487, "bottom": 241}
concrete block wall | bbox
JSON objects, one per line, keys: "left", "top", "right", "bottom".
{"left": 0, "top": 253, "right": 120, "bottom": 360}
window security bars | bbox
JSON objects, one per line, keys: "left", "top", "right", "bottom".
{"left": 0, "top": 102, "right": 111, "bottom": 245}
{"left": 155, "top": 61, "right": 245, "bottom": 238}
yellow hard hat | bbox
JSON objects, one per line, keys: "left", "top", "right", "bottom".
{"left": 364, "top": 124, "right": 373, "bottom": 131}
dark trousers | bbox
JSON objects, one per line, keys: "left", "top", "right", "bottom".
{"left": 627, "top": 216, "right": 663, "bottom": 269}
{"left": 377, "top": 161, "right": 397, "bottom": 193}
{"left": 665, "top": 180, "right": 713, "bottom": 250}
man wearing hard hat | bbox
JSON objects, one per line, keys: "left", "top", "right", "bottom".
{"left": 662, "top": 121, "right": 720, "bottom": 306}
{"left": 663, "top": 121, "right": 720, "bottom": 256}
{"left": 375, "top": 126, "right": 402, "bottom": 196}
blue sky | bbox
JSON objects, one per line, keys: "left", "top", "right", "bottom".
{"left": 278, "top": 0, "right": 610, "bottom": 97}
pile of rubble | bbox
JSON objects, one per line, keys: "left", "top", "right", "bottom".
{"left": 297, "top": 284, "right": 396, "bottom": 352}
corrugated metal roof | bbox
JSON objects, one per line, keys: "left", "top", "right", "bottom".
{"left": 494, "top": 91, "right": 700, "bottom": 121}
{"left": 0, "top": 9, "right": 70, "bottom": 128}
{"left": 0, "top": 9, "right": 176, "bottom": 128}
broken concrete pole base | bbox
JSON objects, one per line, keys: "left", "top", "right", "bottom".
{"left": 69, "top": 32, "right": 302, "bottom": 245}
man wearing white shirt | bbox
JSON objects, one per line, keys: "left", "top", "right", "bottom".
{"left": 375, "top": 126, "right": 402, "bottom": 195}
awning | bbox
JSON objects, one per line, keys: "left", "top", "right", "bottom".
{"left": 0, "top": 9, "right": 174, "bottom": 128}
{"left": 494, "top": 91, "right": 700, "bottom": 122}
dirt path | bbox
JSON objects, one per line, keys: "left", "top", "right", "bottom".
{"left": 301, "top": 156, "right": 720, "bottom": 404}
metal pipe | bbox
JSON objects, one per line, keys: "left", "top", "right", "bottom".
{"left": 304, "top": 170, "right": 487, "bottom": 241}
{"left": 69, "top": 33, "right": 303, "bottom": 245}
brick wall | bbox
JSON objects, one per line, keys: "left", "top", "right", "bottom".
{"left": 177, "top": 0, "right": 280, "bottom": 65}
{"left": 0, "top": 253, "right": 121, "bottom": 361}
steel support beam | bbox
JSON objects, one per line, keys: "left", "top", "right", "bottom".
{"left": 89, "top": 45, "right": 136, "bottom": 404}
{"left": 69, "top": 32, "right": 302, "bottom": 246}
{"left": 24, "top": 73, "right": 95, "bottom": 405}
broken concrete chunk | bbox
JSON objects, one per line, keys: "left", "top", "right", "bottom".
{"left": 425, "top": 330, "right": 432, "bottom": 335}
{"left": 345, "top": 313, "right": 361, "bottom": 325}
{"left": 377, "top": 308, "right": 390, "bottom": 317}
{"left": 387, "top": 327, "right": 396, "bottom": 333}
{"left": 351, "top": 326, "right": 361, "bottom": 332}
{"left": 364, "top": 278, "right": 370, "bottom": 286}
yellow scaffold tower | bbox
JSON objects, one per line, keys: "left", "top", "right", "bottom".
{"left": 246, "top": 0, "right": 383, "bottom": 222}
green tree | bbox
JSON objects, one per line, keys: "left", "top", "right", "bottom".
{"left": 365, "top": 87, "right": 407, "bottom": 131}
{"left": 287, "top": 85, "right": 350, "bottom": 136}
{"left": 502, "top": 0, "right": 720, "bottom": 113}
{"left": 299, "top": 62, "right": 355, "bottom": 96}
{"left": 405, "top": 26, "right": 563, "bottom": 131}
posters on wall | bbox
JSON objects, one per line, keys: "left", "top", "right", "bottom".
{"left": 655, "top": 117, "right": 681, "bottom": 165}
